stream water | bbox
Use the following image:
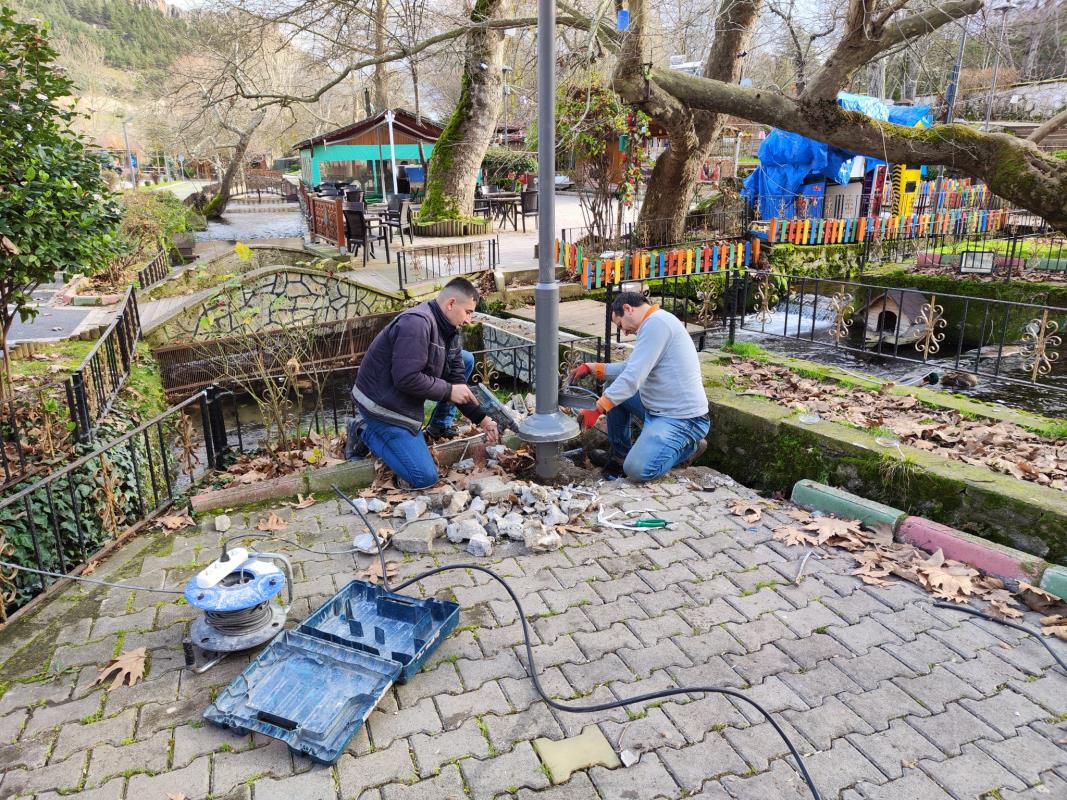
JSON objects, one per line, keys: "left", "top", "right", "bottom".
{"left": 195, "top": 209, "right": 305, "bottom": 242}
{"left": 718, "top": 295, "right": 1067, "bottom": 417}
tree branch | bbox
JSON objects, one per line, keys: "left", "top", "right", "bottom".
{"left": 1029, "top": 106, "right": 1067, "bottom": 145}
{"left": 803, "top": 0, "right": 981, "bottom": 102}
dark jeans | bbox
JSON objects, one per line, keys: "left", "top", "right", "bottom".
{"left": 607, "top": 394, "right": 710, "bottom": 481}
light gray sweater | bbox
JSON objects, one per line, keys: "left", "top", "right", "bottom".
{"left": 602, "top": 307, "right": 709, "bottom": 419}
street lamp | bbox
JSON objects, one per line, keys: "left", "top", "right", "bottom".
{"left": 983, "top": 2, "right": 1015, "bottom": 131}
{"left": 517, "top": 0, "right": 579, "bottom": 479}
{"left": 501, "top": 65, "right": 513, "bottom": 147}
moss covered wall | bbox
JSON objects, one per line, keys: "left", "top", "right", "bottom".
{"left": 698, "top": 357, "right": 1067, "bottom": 563}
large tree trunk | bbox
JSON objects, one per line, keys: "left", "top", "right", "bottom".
{"left": 418, "top": 0, "right": 505, "bottom": 221}
{"left": 617, "top": 0, "right": 1067, "bottom": 233}
{"left": 373, "top": 0, "right": 391, "bottom": 111}
{"left": 624, "top": 0, "right": 762, "bottom": 244}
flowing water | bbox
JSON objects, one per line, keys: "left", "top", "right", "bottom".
{"left": 195, "top": 210, "right": 305, "bottom": 242}
{"left": 716, "top": 295, "right": 1067, "bottom": 417}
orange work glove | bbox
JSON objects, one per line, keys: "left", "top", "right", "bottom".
{"left": 569, "top": 363, "right": 604, "bottom": 382}
{"left": 576, "top": 408, "right": 603, "bottom": 429}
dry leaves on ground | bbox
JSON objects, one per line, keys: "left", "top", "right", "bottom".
{"left": 94, "top": 647, "right": 147, "bottom": 690}
{"left": 224, "top": 433, "right": 347, "bottom": 487}
{"left": 81, "top": 559, "right": 100, "bottom": 576}
{"left": 729, "top": 502, "right": 762, "bottom": 524}
{"left": 155, "top": 510, "right": 194, "bottom": 531}
{"left": 361, "top": 560, "right": 399, "bottom": 585}
{"left": 256, "top": 512, "right": 288, "bottom": 532}
{"left": 729, "top": 362, "right": 1067, "bottom": 492}
{"left": 773, "top": 514, "right": 1067, "bottom": 621}
{"left": 1039, "top": 615, "right": 1067, "bottom": 641}
{"left": 284, "top": 494, "right": 317, "bottom": 509}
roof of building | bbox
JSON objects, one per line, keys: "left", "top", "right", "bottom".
{"left": 292, "top": 109, "right": 443, "bottom": 152}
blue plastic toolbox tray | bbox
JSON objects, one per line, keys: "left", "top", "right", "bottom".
{"left": 204, "top": 630, "right": 400, "bottom": 764}
{"left": 298, "top": 580, "right": 460, "bottom": 680}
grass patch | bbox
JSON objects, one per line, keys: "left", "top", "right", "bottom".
{"left": 720, "top": 341, "right": 768, "bottom": 359}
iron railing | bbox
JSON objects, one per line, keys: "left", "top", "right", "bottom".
{"left": 601, "top": 269, "right": 1065, "bottom": 395}
{"left": 396, "top": 236, "right": 500, "bottom": 289}
{"left": 67, "top": 285, "right": 142, "bottom": 443}
{"left": 137, "top": 249, "right": 170, "bottom": 290}
{"left": 0, "top": 387, "right": 238, "bottom": 621}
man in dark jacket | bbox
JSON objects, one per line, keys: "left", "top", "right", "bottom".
{"left": 349, "top": 277, "right": 499, "bottom": 488}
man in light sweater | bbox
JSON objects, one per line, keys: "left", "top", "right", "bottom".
{"left": 570, "top": 292, "right": 710, "bottom": 480}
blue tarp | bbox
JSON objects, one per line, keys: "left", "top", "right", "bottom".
{"left": 742, "top": 93, "right": 931, "bottom": 218}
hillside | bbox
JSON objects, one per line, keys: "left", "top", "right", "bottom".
{"left": 9, "top": 0, "right": 195, "bottom": 72}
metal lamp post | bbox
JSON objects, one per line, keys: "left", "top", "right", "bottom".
{"left": 983, "top": 2, "right": 1015, "bottom": 131}
{"left": 501, "top": 65, "right": 512, "bottom": 146}
{"left": 517, "top": 0, "right": 579, "bottom": 480}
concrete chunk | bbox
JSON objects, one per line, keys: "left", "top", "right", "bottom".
{"left": 394, "top": 517, "right": 446, "bottom": 553}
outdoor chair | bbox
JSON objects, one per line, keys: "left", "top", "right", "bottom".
{"left": 382, "top": 200, "right": 415, "bottom": 246}
{"left": 344, "top": 206, "right": 390, "bottom": 266}
{"left": 344, "top": 188, "right": 364, "bottom": 203}
{"left": 519, "top": 190, "right": 538, "bottom": 232}
{"left": 474, "top": 186, "right": 492, "bottom": 220}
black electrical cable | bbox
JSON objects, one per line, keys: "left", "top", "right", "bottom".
{"left": 393, "top": 563, "right": 824, "bottom": 800}
{"left": 0, "top": 560, "right": 186, "bottom": 594}
{"left": 933, "top": 601, "right": 1067, "bottom": 674}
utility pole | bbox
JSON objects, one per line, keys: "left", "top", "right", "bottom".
{"left": 517, "top": 0, "right": 578, "bottom": 479}
{"left": 984, "top": 2, "right": 1015, "bottom": 131}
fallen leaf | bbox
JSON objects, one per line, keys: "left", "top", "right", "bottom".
{"left": 773, "top": 525, "right": 816, "bottom": 547}
{"left": 256, "top": 512, "right": 288, "bottom": 532}
{"left": 284, "top": 494, "right": 317, "bottom": 509}
{"left": 82, "top": 560, "right": 99, "bottom": 576}
{"left": 785, "top": 508, "right": 813, "bottom": 522}
{"left": 156, "top": 511, "right": 194, "bottom": 531}
{"left": 235, "top": 469, "right": 269, "bottom": 485}
{"left": 361, "top": 560, "right": 399, "bottom": 585}
{"left": 1019, "top": 582, "right": 1063, "bottom": 613}
{"left": 94, "top": 647, "right": 146, "bottom": 690}
{"left": 729, "top": 502, "right": 762, "bottom": 524}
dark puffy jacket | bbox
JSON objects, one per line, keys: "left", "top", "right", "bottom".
{"left": 353, "top": 301, "right": 484, "bottom": 433}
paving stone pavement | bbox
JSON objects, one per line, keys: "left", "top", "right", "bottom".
{"left": 1, "top": 466, "right": 1065, "bottom": 800}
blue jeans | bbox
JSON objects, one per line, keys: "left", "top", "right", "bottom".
{"left": 427, "top": 350, "right": 475, "bottom": 429}
{"left": 606, "top": 394, "right": 711, "bottom": 481}
{"left": 359, "top": 415, "right": 439, "bottom": 489}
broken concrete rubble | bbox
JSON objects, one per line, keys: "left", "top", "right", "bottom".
{"left": 447, "top": 518, "right": 488, "bottom": 544}
{"left": 466, "top": 533, "right": 494, "bottom": 557}
{"left": 394, "top": 498, "right": 428, "bottom": 523}
{"left": 393, "top": 517, "right": 446, "bottom": 554}
{"left": 470, "top": 475, "right": 511, "bottom": 503}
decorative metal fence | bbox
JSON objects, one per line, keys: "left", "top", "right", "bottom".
{"left": 557, "top": 235, "right": 758, "bottom": 290}
{"left": 560, "top": 209, "right": 751, "bottom": 253}
{"left": 136, "top": 249, "right": 170, "bottom": 290}
{"left": 396, "top": 236, "right": 500, "bottom": 289}
{"left": 67, "top": 286, "right": 142, "bottom": 443}
{"left": 0, "top": 388, "right": 237, "bottom": 622}
{"left": 603, "top": 268, "right": 1066, "bottom": 395}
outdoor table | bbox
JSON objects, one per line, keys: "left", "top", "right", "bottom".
{"left": 487, "top": 192, "right": 520, "bottom": 230}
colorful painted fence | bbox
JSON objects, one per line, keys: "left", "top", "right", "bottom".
{"left": 556, "top": 238, "right": 758, "bottom": 290}
{"left": 763, "top": 208, "right": 1010, "bottom": 247}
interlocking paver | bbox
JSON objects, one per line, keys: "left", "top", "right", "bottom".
{"left": 460, "top": 741, "right": 550, "bottom": 797}
{"left": 379, "top": 763, "right": 466, "bottom": 800}
{"left": 976, "top": 727, "right": 1067, "bottom": 785}
{"left": 252, "top": 766, "right": 337, "bottom": 800}
{"left": 659, "top": 730, "right": 747, "bottom": 790}
{"left": 410, "top": 717, "right": 489, "bottom": 777}
{"left": 920, "top": 743, "right": 1027, "bottom": 799}
{"left": 846, "top": 719, "right": 945, "bottom": 780}
{"left": 589, "top": 751, "right": 679, "bottom": 799}
{"left": 4, "top": 467, "right": 1065, "bottom": 800}
{"left": 855, "top": 768, "right": 955, "bottom": 800}
{"left": 436, "top": 681, "right": 512, "bottom": 729}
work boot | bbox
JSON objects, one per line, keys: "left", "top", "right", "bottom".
{"left": 426, "top": 423, "right": 460, "bottom": 440}
{"left": 345, "top": 415, "right": 370, "bottom": 459}
{"left": 680, "top": 439, "right": 708, "bottom": 468}
{"left": 588, "top": 449, "right": 625, "bottom": 479}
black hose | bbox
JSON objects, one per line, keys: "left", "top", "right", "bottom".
{"left": 933, "top": 601, "right": 1067, "bottom": 675}
{"left": 326, "top": 485, "right": 823, "bottom": 797}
